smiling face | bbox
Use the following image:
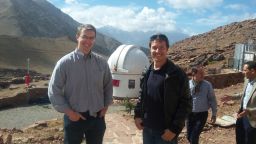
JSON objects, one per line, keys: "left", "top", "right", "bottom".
{"left": 150, "top": 39, "right": 168, "bottom": 65}
{"left": 76, "top": 29, "right": 96, "bottom": 54}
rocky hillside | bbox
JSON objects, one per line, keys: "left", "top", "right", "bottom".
{"left": 169, "top": 18, "right": 256, "bottom": 70}
{"left": 0, "top": 36, "right": 77, "bottom": 73}
{"left": 0, "top": 0, "right": 78, "bottom": 39}
{"left": 0, "top": 0, "right": 121, "bottom": 73}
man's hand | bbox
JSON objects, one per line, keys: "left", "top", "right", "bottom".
{"left": 237, "top": 110, "right": 248, "bottom": 119}
{"left": 134, "top": 118, "right": 144, "bottom": 130}
{"left": 99, "top": 107, "right": 108, "bottom": 117}
{"left": 211, "top": 115, "right": 217, "bottom": 124}
{"left": 65, "top": 109, "right": 86, "bottom": 121}
{"left": 161, "top": 129, "right": 176, "bottom": 141}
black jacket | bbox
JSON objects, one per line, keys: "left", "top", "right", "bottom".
{"left": 134, "top": 59, "right": 191, "bottom": 135}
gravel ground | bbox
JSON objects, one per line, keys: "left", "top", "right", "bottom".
{"left": 0, "top": 103, "right": 125, "bottom": 129}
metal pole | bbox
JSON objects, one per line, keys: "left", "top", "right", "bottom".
{"left": 27, "top": 58, "right": 30, "bottom": 75}
{"left": 26, "top": 58, "right": 30, "bottom": 104}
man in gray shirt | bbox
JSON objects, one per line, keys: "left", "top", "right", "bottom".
{"left": 48, "top": 24, "right": 113, "bottom": 144}
{"left": 187, "top": 66, "right": 217, "bottom": 144}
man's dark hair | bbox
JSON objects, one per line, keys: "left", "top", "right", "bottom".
{"left": 244, "top": 61, "right": 256, "bottom": 70}
{"left": 191, "top": 67, "right": 198, "bottom": 76}
{"left": 190, "top": 66, "right": 204, "bottom": 76}
{"left": 77, "top": 24, "right": 96, "bottom": 37}
{"left": 149, "top": 33, "right": 169, "bottom": 48}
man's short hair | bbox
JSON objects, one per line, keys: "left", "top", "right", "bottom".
{"left": 190, "top": 66, "right": 204, "bottom": 76}
{"left": 244, "top": 61, "right": 256, "bottom": 70}
{"left": 149, "top": 33, "right": 169, "bottom": 48}
{"left": 77, "top": 24, "right": 96, "bottom": 37}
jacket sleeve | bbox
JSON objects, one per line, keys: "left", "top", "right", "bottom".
{"left": 168, "top": 72, "right": 192, "bottom": 134}
{"left": 134, "top": 72, "right": 146, "bottom": 118}
{"left": 246, "top": 82, "right": 256, "bottom": 120}
{"left": 247, "top": 106, "right": 256, "bottom": 119}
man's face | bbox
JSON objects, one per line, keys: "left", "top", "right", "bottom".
{"left": 243, "top": 64, "right": 255, "bottom": 80}
{"left": 76, "top": 29, "right": 96, "bottom": 54}
{"left": 150, "top": 40, "right": 168, "bottom": 63}
{"left": 193, "top": 68, "right": 205, "bottom": 82}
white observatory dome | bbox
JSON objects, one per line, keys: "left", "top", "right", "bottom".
{"left": 108, "top": 44, "right": 150, "bottom": 98}
{"left": 108, "top": 45, "right": 149, "bottom": 74}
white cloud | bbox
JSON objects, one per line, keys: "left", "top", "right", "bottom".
{"left": 61, "top": 5, "right": 178, "bottom": 32}
{"left": 64, "top": 0, "right": 78, "bottom": 4}
{"left": 238, "top": 13, "right": 256, "bottom": 21}
{"left": 196, "top": 12, "right": 224, "bottom": 26}
{"left": 160, "top": 0, "right": 223, "bottom": 10}
{"left": 196, "top": 12, "right": 256, "bottom": 27}
{"left": 225, "top": 4, "right": 247, "bottom": 11}
{"left": 182, "top": 28, "right": 198, "bottom": 36}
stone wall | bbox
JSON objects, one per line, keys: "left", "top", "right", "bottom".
{"left": 0, "top": 87, "right": 48, "bottom": 109}
{"left": 204, "top": 72, "right": 244, "bottom": 89}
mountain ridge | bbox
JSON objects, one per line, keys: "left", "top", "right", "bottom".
{"left": 99, "top": 25, "right": 189, "bottom": 48}
{"left": 0, "top": 0, "right": 121, "bottom": 73}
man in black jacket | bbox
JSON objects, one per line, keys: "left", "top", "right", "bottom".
{"left": 134, "top": 33, "right": 191, "bottom": 144}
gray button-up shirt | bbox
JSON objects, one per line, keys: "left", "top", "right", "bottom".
{"left": 189, "top": 79, "right": 217, "bottom": 116}
{"left": 48, "top": 49, "right": 113, "bottom": 116}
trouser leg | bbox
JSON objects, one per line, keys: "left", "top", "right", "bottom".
{"left": 186, "top": 114, "right": 194, "bottom": 143}
{"left": 236, "top": 117, "right": 245, "bottom": 144}
{"left": 63, "top": 115, "right": 84, "bottom": 144}
{"left": 84, "top": 117, "right": 106, "bottom": 144}
{"left": 243, "top": 117, "right": 256, "bottom": 144}
{"left": 187, "top": 112, "right": 208, "bottom": 144}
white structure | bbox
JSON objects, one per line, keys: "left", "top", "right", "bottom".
{"left": 108, "top": 45, "right": 150, "bottom": 98}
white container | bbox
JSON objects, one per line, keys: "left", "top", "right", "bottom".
{"left": 108, "top": 45, "right": 150, "bottom": 98}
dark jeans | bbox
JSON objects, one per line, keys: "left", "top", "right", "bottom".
{"left": 63, "top": 112, "right": 106, "bottom": 144}
{"left": 236, "top": 116, "right": 256, "bottom": 144}
{"left": 186, "top": 111, "right": 208, "bottom": 144}
{"left": 143, "top": 127, "right": 178, "bottom": 144}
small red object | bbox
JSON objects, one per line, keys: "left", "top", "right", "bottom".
{"left": 25, "top": 74, "right": 30, "bottom": 87}
{"left": 112, "top": 79, "right": 120, "bottom": 87}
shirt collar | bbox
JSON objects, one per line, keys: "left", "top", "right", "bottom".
{"left": 75, "top": 48, "right": 92, "bottom": 58}
{"left": 150, "top": 61, "right": 168, "bottom": 72}
{"left": 249, "top": 78, "right": 256, "bottom": 85}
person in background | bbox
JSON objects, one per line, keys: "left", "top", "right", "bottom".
{"left": 134, "top": 33, "right": 191, "bottom": 144}
{"left": 186, "top": 66, "right": 217, "bottom": 144}
{"left": 48, "top": 24, "right": 113, "bottom": 144}
{"left": 236, "top": 61, "right": 256, "bottom": 144}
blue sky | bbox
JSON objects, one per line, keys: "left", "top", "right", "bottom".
{"left": 47, "top": 0, "right": 256, "bottom": 36}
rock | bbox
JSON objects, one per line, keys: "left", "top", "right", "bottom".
{"left": 0, "top": 82, "right": 10, "bottom": 89}
{"left": 23, "top": 121, "right": 48, "bottom": 130}
{"left": 209, "top": 53, "right": 225, "bottom": 61}
{"left": 215, "top": 115, "right": 236, "bottom": 127}
{"left": 9, "top": 85, "right": 20, "bottom": 90}
{"left": 10, "top": 78, "right": 24, "bottom": 84}
{"left": 5, "top": 134, "right": 12, "bottom": 144}
{"left": 0, "top": 135, "right": 3, "bottom": 144}
{"left": 225, "top": 100, "right": 235, "bottom": 105}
